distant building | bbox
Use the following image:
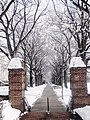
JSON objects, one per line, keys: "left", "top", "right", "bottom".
{"left": 0, "top": 55, "right": 9, "bottom": 85}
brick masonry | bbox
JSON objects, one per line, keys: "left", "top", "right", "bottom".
{"left": 8, "top": 68, "right": 25, "bottom": 112}
{"left": 8, "top": 58, "right": 90, "bottom": 119}
{"left": 20, "top": 112, "right": 70, "bottom": 120}
{"left": 70, "top": 67, "right": 90, "bottom": 109}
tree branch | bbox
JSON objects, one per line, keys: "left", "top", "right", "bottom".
{"left": 0, "top": 0, "right": 14, "bottom": 18}
{"left": 0, "top": 48, "right": 10, "bottom": 60}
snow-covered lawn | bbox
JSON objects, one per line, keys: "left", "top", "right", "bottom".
{"left": 52, "top": 83, "right": 71, "bottom": 106}
{"left": 1, "top": 101, "right": 21, "bottom": 120}
{"left": 74, "top": 106, "right": 90, "bottom": 120}
{"left": 25, "top": 84, "right": 47, "bottom": 107}
{"left": 52, "top": 83, "right": 90, "bottom": 120}
{"left": 1, "top": 84, "right": 46, "bottom": 120}
{"left": 0, "top": 86, "right": 9, "bottom": 96}
{"left": 1, "top": 83, "right": 90, "bottom": 120}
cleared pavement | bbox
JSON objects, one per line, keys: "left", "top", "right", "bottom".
{"left": 31, "top": 84, "right": 66, "bottom": 112}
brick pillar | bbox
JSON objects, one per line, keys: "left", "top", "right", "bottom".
{"left": 8, "top": 58, "right": 25, "bottom": 112}
{"left": 70, "top": 57, "right": 88, "bottom": 109}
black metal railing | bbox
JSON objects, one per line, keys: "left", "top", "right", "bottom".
{"left": 46, "top": 97, "right": 50, "bottom": 113}
{"left": 24, "top": 97, "right": 31, "bottom": 112}
{"left": 71, "top": 112, "right": 83, "bottom": 120}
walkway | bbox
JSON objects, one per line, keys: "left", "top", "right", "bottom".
{"left": 31, "top": 84, "right": 66, "bottom": 112}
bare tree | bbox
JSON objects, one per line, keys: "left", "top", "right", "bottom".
{"left": 45, "top": 8, "right": 73, "bottom": 87}
{"left": 19, "top": 27, "right": 46, "bottom": 87}
{"left": 0, "top": 0, "right": 48, "bottom": 59}
{"left": 0, "top": 0, "right": 14, "bottom": 18}
{"left": 51, "top": 56, "right": 62, "bottom": 86}
{"left": 64, "top": 0, "right": 90, "bottom": 63}
{"left": 51, "top": 0, "right": 90, "bottom": 64}
{"left": 70, "top": 0, "right": 90, "bottom": 14}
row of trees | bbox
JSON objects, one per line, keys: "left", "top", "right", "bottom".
{"left": 71, "top": 0, "right": 90, "bottom": 15}
{"left": 0, "top": 0, "right": 48, "bottom": 87}
{"left": 0, "top": 0, "right": 48, "bottom": 59}
{"left": 19, "top": 28, "right": 46, "bottom": 86}
{"left": 0, "top": 0, "right": 90, "bottom": 87}
{"left": 48, "top": 0, "right": 90, "bottom": 87}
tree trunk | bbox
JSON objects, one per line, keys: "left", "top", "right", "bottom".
{"left": 64, "top": 70, "right": 68, "bottom": 88}
{"left": 30, "top": 70, "right": 33, "bottom": 87}
{"left": 35, "top": 71, "right": 38, "bottom": 86}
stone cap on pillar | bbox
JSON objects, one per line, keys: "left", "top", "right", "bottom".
{"left": 8, "top": 57, "right": 24, "bottom": 69}
{"left": 69, "top": 57, "right": 86, "bottom": 68}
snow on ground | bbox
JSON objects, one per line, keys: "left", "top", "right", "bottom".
{"left": 25, "top": 84, "right": 47, "bottom": 107}
{"left": 2, "top": 100, "right": 21, "bottom": 120}
{"left": 1, "top": 83, "right": 90, "bottom": 120}
{"left": 0, "top": 84, "right": 46, "bottom": 107}
{"left": 74, "top": 106, "right": 90, "bottom": 120}
{"left": 8, "top": 57, "right": 23, "bottom": 69}
{"left": 0, "top": 86, "right": 9, "bottom": 95}
{"left": 25, "top": 82, "right": 90, "bottom": 108}
{"left": 52, "top": 83, "right": 71, "bottom": 106}
{"left": 52, "top": 83, "right": 90, "bottom": 120}
{"left": 69, "top": 57, "right": 86, "bottom": 68}
{"left": 73, "top": 82, "right": 90, "bottom": 120}
{"left": 87, "top": 82, "right": 90, "bottom": 94}
{"left": 1, "top": 84, "right": 46, "bottom": 120}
